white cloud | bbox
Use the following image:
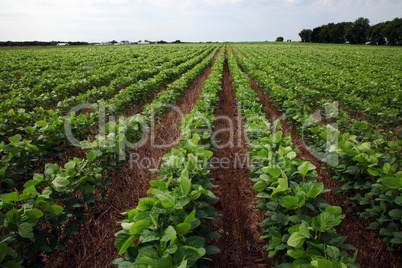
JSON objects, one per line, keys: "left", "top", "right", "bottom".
{"left": 283, "top": 0, "right": 305, "bottom": 4}
{"left": 203, "top": 0, "right": 242, "bottom": 5}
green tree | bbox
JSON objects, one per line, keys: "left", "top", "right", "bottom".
{"left": 299, "top": 29, "right": 312, "bottom": 42}
{"left": 275, "top": 36, "right": 284, "bottom": 42}
{"left": 368, "top": 23, "right": 386, "bottom": 45}
{"left": 319, "top": 24, "right": 331, "bottom": 43}
{"left": 346, "top": 17, "right": 370, "bottom": 44}
{"left": 329, "top": 22, "right": 351, "bottom": 43}
{"left": 310, "top": 27, "right": 321, "bottom": 42}
{"left": 383, "top": 17, "right": 402, "bottom": 45}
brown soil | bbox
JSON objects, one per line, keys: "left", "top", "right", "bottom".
{"left": 208, "top": 48, "right": 271, "bottom": 268}
{"left": 45, "top": 48, "right": 222, "bottom": 268}
{"left": 231, "top": 47, "right": 402, "bottom": 268}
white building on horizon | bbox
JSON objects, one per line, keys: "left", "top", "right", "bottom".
{"left": 118, "top": 40, "right": 130, "bottom": 45}
{"left": 138, "top": 40, "right": 150, "bottom": 45}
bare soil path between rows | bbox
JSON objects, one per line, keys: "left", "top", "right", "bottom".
{"left": 209, "top": 48, "right": 270, "bottom": 268}
{"left": 46, "top": 48, "right": 222, "bottom": 268}
{"left": 231, "top": 47, "right": 402, "bottom": 268}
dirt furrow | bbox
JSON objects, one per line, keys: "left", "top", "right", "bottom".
{"left": 46, "top": 48, "right": 222, "bottom": 268}
{"left": 209, "top": 49, "right": 269, "bottom": 268}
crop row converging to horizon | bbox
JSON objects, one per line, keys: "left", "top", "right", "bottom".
{"left": 0, "top": 42, "right": 401, "bottom": 268}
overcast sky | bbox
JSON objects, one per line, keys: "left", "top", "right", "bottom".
{"left": 0, "top": 0, "right": 401, "bottom": 42}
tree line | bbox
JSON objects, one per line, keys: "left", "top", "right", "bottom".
{"left": 299, "top": 17, "right": 401, "bottom": 45}
{"left": 0, "top": 41, "right": 89, "bottom": 47}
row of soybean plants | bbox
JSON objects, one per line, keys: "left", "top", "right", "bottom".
{"left": 0, "top": 45, "right": 206, "bottom": 112}
{"left": 0, "top": 45, "right": 215, "bottom": 186}
{"left": 0, "top": 46, "right": 142, "bottom": 108}
{"left": 0, "top": 45, "right": 175, "bottom": 96}
{"left": 234, "top": 44, "right": 402, "bottom": 245}
{"left": 228, "top": 48, "right": 359, "bottom": 267}
{"left": 113, "top": 47, "right": 225, "bottom": 268}
{"left": 0, "top": 47, "right": 220, "bottom": 267}
{"left": 56, "top": 48, "right": 205, "bottom": 113}
{"left": 236, "top": 46, "right": 399, "bottom": 143}
{"left": 236, "top": 44, "right": 400, "bottom": 130}
{"left": 265, "top": 44, "right": 399, "bottom": 120}
{"left": 234, "top": 44, "right": 399, "bottom": 167}
{"left": 0, "top": 47, "right": 97, "bottom": 94}
{"left": 0, "top": 46, "right": 212, "bottom": 141}
{"left": 233, "top": 46, "right": 402, "bottom": 250}
{"left": 44, "top": 47, "right": 203, "bottom": 111}
{"left": 236, "top": 45, "right": 394, "bottom": 133}
{"left": 0, "top": 46, "right": 216, "bottom": 193}
{"left": 293, "top": 45, "right": 401, "bottom": 115}
{"left": 274, "top": 44, "right": 400, "bottom": 110}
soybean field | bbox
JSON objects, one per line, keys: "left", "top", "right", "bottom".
{"left": 0, "top": 43, "right": 401, "bottom": 268}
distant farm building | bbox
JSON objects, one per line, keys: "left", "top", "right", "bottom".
{"left": 119, "top": 40, "right": 130, "bottom": 45}
{"left": 56, "top": 43, "right": 69, "bottom": 46}
{"left": 138, "top": 41, "right": 150, "bottom": 45}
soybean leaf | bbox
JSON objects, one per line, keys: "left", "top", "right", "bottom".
{"left": 129, "top": 220, "right": 151, "bottom": 235}
{"left": 180, "top": 168, "right": 191, "bottom": 194}
{"left": 161, "top": 226, "right": 176, "bottom": 242}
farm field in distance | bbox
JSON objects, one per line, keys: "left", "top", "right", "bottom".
{"left": 0, "top": 42, "right": 401, "bottom": 268}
